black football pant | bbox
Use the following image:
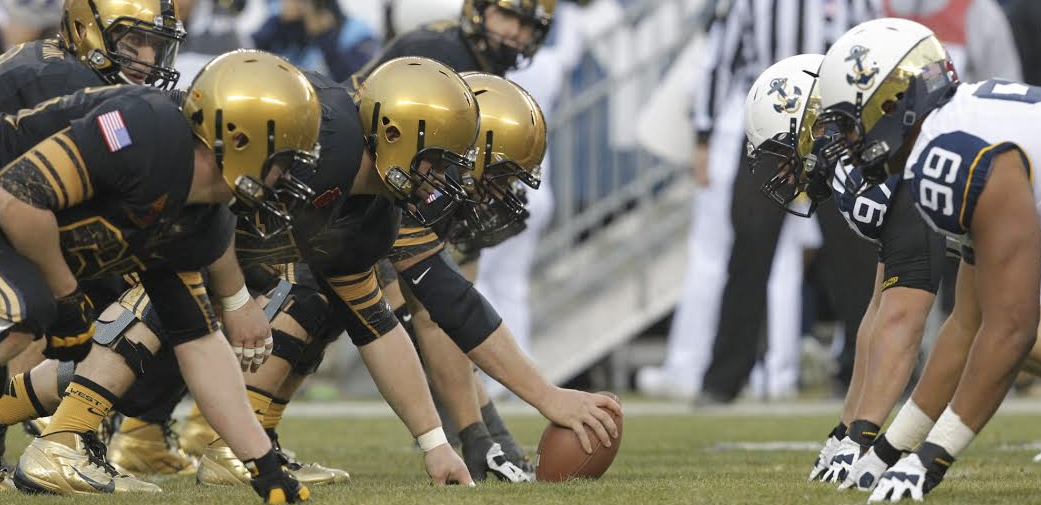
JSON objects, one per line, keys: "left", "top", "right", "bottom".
{"left": 700, "top": 153, "right": 876, "bottom": 401}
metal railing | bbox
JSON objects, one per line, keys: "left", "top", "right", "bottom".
{"left": 531, "top": 0, "right": 708, "bottom": 332}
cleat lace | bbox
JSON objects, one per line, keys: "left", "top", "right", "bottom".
{"left": 81, "top": 432, "right": 122, "bottom": 478}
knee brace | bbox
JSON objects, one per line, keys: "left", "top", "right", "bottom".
{"left": 282, "top": 285, "right": 331, "bottom": 340}
{"left": 399, "top": 250, "right": 502, "bottom": 352}
{"left": 93, "top": 309, "right": 155, "bottom": 378}
{"left": 294, "top": 324, "right": 342, "bottom": 376}
{"left": 270, "top": 328, "right": 305, "bottom": 365}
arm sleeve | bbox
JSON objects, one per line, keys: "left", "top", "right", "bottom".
{"left": 137, "top": 269, "right": 220, "bottom": 345}
{"left": 966, "top": 0, "right": 1022, "bottom": 81}
{"left": 319, "top": 267, "right": 399, "bottom": 346}
{"left": 0, "top": 127, "right": 93, "bottom": 210}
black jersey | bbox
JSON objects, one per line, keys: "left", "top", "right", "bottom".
{"left": 236, "top": 71, "right": 401, "bottom": 343}
{"left": 0, "top": 39, "right": 103, "bottom": 115}
{"left": 0, "top": 86, "right": 228, "bottom": 339}
{"left": 357, "top": 21, "right": 488, "bottom": 79}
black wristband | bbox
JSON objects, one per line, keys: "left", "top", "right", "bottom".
{"left": 916, "top": 442, "right": 955, "bottom": 494}
{"left": 830, "top": 422, "right": 848, "bottom": 440}
{"left": 849, "top": 420, "right": 881, "bottom": 448}
{"left": 872, "top": 434, "right": 903, "bottom": 466}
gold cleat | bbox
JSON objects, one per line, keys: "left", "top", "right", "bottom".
{"left": 196, "top": 440, "right": 250, "bottom": 486}
{"left": 109, "top": 421, "right": 198, "bottom": 476}
{"left": 13, "top": 433, "right": 162, "bottom": 495}
{"left": 276, "top": 446, "right": 349, "bottom": 485}
{"left": 178, "top": 412, "right": 219, "bottom": 458}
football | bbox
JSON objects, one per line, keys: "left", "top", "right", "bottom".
{"left": 535, "top": 391, "right": 624, "bottom": 482}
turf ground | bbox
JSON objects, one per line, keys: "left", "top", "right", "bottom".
{"left": 3, "top": 400, "right": 1041, "bottom": 504}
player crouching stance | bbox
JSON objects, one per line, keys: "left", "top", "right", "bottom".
{"left": 7, "top": 50, "right": 321, "bottom": 502}
{"left": 811, "top": 18, "right": 1040, "bottom": 502}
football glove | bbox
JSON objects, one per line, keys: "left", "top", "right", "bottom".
{"left": 809, "top": 434, "right": 842, "bottom": 481}
{"left": 43, "top": 288, "right": 95, "bottom": 362}
{"left": 821, "top": 436, "right": 862, "bottom": 483}
{"left": 463, "top": 439, "right": 531, "bottom": 483}
{"left": 868, "top": 454, "right": 928, "bottom": 503}
{"left": 839, "top": 445, "right": 890, "bottom": 491}
{"left": 250, "top": 468, "right": 310, "bottom": 504}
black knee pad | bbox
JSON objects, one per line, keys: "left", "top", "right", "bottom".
{"left": 282, "top": 285, "right": 331, "bottom": 340}
{"left": 270, "top": 328, "right": 305, "bottom": 365}
{"left": 400, "top": 250, "right": 502, "bottom": 352}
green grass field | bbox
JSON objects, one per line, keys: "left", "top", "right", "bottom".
{"left": 3, "top": 403, "right": 1041, "bottom": 504}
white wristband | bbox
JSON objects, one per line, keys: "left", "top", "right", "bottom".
{"left": 417, "top": 427, "right": 449, "bottom": 452}
{"left": 220, "top": 285, "right": 251, "bottom": 312}
{"left": 924, "top": 406, "right": 976, "bottom": 457}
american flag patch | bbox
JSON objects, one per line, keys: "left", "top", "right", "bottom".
{"left": 96, "top": 110, "right": 133, "bottom": 152}
{"left": 425, "top": 189, "right": 443, "bottom": 204}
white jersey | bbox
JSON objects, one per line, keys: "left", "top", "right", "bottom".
{"left": 903, "top": 80, "right": 1041, "bottom": 243}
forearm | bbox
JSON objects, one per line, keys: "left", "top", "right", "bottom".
{"left": 0, "top": 193, "right": 75, "bottom": 297}
{"left": 413, "top": 305, "right": 482, "bottom": 431}
{"left": 207, "top": 240, "right": 246, "bottom": 298}
{"left": 358, "top": 323, "right": 441, "bottom": 437}
{"left": 466, "top": 323, "right": 553, "bottom": 409}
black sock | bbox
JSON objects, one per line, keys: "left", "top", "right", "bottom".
{"left": 872, "top": 434, "right": 902, "bottom": 466}
{"left": 848, "top": 420, "right": 881, "bottom": 448}
{"left": 481, "top": 401, "right": 525, "bottom": 462}
{"left": 459, "top": 421, "right": 493, "bottom": 446}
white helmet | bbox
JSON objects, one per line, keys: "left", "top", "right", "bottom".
{"left": 816, "top": 18, "right": 957, "bottom": 192}
{"left": 744, "top": 54, "right": 826, "bottom": 217}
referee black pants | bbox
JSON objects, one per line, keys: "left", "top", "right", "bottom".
{"left": 700, "top": 156, "right": 876, "bottom": 401}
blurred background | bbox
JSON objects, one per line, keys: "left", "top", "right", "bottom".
{"left": 1, "top": 0, "right": 1035, "bottom": 405}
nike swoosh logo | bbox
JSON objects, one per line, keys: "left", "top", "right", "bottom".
{"left": 411, "top": 267, "right": 431, "bottom": 285}
{"left": 72, "top": 467, "right": 115, "bottom": 493}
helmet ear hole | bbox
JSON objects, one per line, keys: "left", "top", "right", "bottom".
{"left": 384, "top": 125, "right": 401, "bottom": 143}
{"left": 75, "top": 20, "right": 87, "bottom": 40}
{"left": 232, "top": 132, "right": 249, "bottom": 150}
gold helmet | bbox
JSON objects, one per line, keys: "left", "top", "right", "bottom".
{"left": 461, "top": 0, "right": 555, "bottom": 73}
{"left": 60, "top": 0, "right": 186, "bottom": 89}
{"left": 356, "top": 56, "right": 480, "bottom": 226}
{"left": 447, "top": 72, "right": 545, "bottom": 252}
{"left": 184, "top": 50, "right": 322, "bottom": 237}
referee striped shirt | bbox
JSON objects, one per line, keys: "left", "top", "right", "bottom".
{"left": 692, "top": 0, "right": 878, "bottom": 141}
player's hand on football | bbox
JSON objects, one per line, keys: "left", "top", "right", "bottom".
{"left": 809, "top": 434, "right": 841, "bottom": 481}
{"left": 424, "top": 443, "right": 475, "bottom": 487}
{"left": 821, "top": 437, "right": 861, "bottom": 483}
{"left": 839, "top": 446, "right": 890, "bottom": 491}
{"left": 222, "top": 296, "right": 272, "bottom": 372}
{"left": 868, "top": 454, "right": 928, "bottom": 503}
{"left": 44, "top": 288, "right": 96, "bottom": 362}
{"left": 537, "top": 387, "right": 621, "bottom": 454}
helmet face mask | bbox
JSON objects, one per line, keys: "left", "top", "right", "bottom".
{"left": 229, "top": 149, "right": 321, "bottom": 238}
{"left": 395, "top": 146, "right": 476, "bottom": 226}
{"left": 62, "top": 0, "right": 186, "bottom": 89}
